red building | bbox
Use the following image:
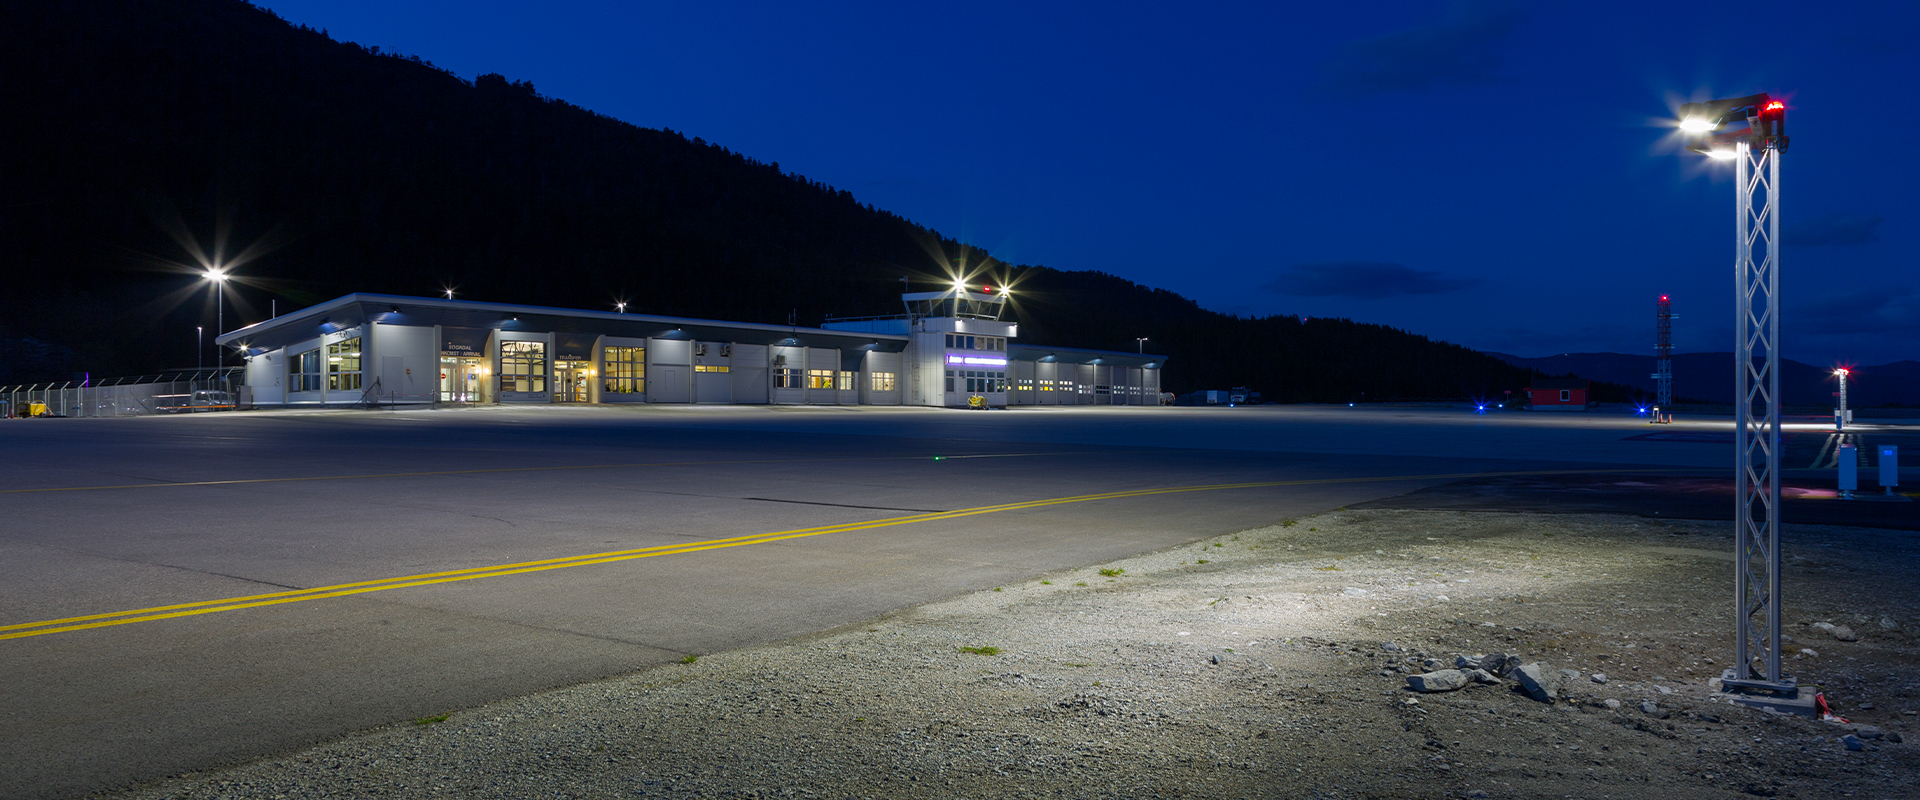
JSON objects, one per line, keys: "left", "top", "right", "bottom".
{"left": 1526, "top": 378, "right": 1590, "bottom": 411}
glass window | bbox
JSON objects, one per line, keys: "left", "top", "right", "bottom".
{"left": 290, "top": 348, "right": 322, "bottom": 391}
{"left": 871, "top": 372, "right": 896, "bottom": 392}
{"left": 807, "top": 369, "right": 836, "bottom": 389}
{"left": 944, "top": 369, "right": 954, "bottom": 392}
{"left": 501, "top": 341, "right": 547, "bottom": 393}
{"left": 837, "top": 371, "right": 855, "bottom": 390}
{"left": 326, "top": 337, "right": 362, "bottom": 391}
{"left": 695, "top": 364, "right": 731, "bottom": 373}
{"left": 774, "top": 368, "right": 800, "bottom": 388}
{"left": 604, "top": 346, "right": 645, "bottom": 393}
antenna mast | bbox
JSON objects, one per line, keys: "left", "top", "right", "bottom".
{"left": 1654, "top": 295, "right": 1674, "bottom": 412}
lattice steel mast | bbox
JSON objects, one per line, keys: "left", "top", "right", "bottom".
{"left": 1678, "top": 93, "right": 1795, "bottom": 702}
{"left": 1654, "top": 294, "right": 1674, "bottom": 411}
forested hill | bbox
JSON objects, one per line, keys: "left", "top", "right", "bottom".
{"left": 0, "top": 0, "right": 1539, "bottom": 401}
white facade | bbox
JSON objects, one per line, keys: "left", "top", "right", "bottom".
{"left": 218, "top": 292, "right": 1164, "bottom": 409}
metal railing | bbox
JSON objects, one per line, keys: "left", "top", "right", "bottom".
{"left": 1, "top": 369, "right": 245, "bottom": 418}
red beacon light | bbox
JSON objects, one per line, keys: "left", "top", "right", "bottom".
{"left": 1765, "top": 101, "right": 1785, "bottom": 111}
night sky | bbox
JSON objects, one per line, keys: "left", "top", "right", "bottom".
{"left": 257, "top": 0, "right": 1920, "bottom": 366}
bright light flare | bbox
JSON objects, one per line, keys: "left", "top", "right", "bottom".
{"left": 1678, "top": 117, "right": 1715, "bottom": 133}
{"left": 1705, "top": 149, "right": 1739, "bottom": 160}
{"left": 204, "top": 267, "right": 228, "bottom": 282}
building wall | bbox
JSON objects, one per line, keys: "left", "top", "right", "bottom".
{"left": 371, "top": 322, "right": 435, "bottom": 403}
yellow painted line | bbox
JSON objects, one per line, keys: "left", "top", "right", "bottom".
{"left": 0, "top": 467, "right": 1666, "bottom": 642}
{"left": 0, "top": 453, "right": 1063, "bottom": 495}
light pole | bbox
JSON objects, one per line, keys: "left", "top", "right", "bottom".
{"left": 204, "top": 267, "right": 227, "bottom": 367}
{"left": 1136, "top": 337, "right": 1148, "bottom": 354}
{"left": 616, "top": 301, "right": 627, "bottom": 313}
{"left": 196, "top": 326, "right": 203, "bottom": 371}
{"left": 1677, "top": 92, "right": 1798, "bottom": 708}
{"left": 1834, "top": 368, "right": 1850, "bottom": 430}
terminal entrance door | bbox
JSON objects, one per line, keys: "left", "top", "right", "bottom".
{"left": 555, "top": 360, "right": 591, "bottom": 403}
{"left": 439, "top": 357, "right": 482, "bottom": 403}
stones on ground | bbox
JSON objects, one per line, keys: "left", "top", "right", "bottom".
{"left": 1454, "top": 654, "right": 1481, "bottom": 670}
{"left": 1604, "top": 698, "right": 1623, "bottom": 710}
{"left": 1799, "top": 648, "right": 1820, "bottom": 658}
{"left": 1854, "top": 726, "right": 1883, "bottom": 740}
{"left": 1888, "top": 731, "right": 1904, "bottom": 744}
{"left": 1513, "top": 663, "right": 1555, "bottom": 703}
{"left": 1879, "top": 615, "right": 1899, "bottom": 630}
{"left": 1843, "top": 735, "right": 1866, "bottom": 751}
{"left": 1813, "top": 621, "right": 1860, "bottom": 641}
{"left": 1479, "top": 652, "right": 1514, "bottom": 678}
{"left": 1210, "top": 653, "right": 1227, "bottom": 665}
{"left": 1342, "top": 587, "right": 1370, "bottom": 597}
{"left": 1381, "top": 641, "right": 1403, "bottom": 652}
{"left": 1640, "top": 700, "right": 1660, "bottom": 715}
{"left": 1591, "top": 672, "right": 1608, "bottom": 684}
{"left": 1467, "top": 669, "right": 1501, "bottom": 685}
{"left": 1407, "top": 669, "right": 1470, "bottom": 693}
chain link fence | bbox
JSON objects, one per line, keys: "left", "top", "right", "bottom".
{"left": 1, "top": 369, "right": 246, "bottom": 418}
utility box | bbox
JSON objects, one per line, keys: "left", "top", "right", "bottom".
{"left": 1838, "top": 443, "right": 1858, "bottom": 497}
{"left": 1882, "top": 445, "right": 1900, "bottom": 492}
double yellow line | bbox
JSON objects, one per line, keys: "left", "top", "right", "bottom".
{"left": 0, "top": 468, "right": 1646, "bottom": 642}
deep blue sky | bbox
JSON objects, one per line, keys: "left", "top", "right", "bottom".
{"left": 259, "top": 0, "right": 1919, "bottom": 366}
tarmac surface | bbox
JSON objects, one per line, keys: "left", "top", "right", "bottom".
{"left": 0, "top": 403, "right": 1913, "bottom": 799}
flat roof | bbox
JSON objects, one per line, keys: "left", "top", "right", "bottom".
{"left": 216, "top": 294, "right": 911, "bottom": 355}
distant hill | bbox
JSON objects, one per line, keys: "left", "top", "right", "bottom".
{"left": 0, "top": 0, "right": 1548, "bottom": 401}
{"left": 1485, "top": 352, "right": 1920, "bottom": 407}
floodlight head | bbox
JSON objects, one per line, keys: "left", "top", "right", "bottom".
{"left": 1705, "top": 148, "right": 1740, "bottom": 160}
{"left": 204, "top": 267, "right": 227, "bottom": 282}
{"left": 1679, "top": 92, "right": 1788, "bottom": 156}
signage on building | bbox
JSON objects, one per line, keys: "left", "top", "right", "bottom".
{"left": 441, "top": 327, "right": 489, "bottom": 356}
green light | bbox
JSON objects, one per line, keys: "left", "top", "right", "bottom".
{"left": 933, "top": 456, "right": 943, "bottom": 461}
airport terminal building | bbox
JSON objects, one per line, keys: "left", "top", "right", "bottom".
{"left": 215, "top": 289, "right": 1165, "bottom": 409}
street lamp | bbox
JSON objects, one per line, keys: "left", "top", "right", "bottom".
{"left": 1834, "top": 368, "right": 1850, "bottom": 430}
{"left": 616, "top": 301, "right": 627, "bottom": 313}
{"left": 1136, "top": 337, "right": 1148, "bottom": 354}
{"left": 1676, "top": 92, "right": 1798, "bottom": 709}
{"left": 204, "top": 267, "right": 227, "bottom": 367}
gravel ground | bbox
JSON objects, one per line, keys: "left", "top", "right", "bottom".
{"left": 94, "top": 509, "right": 1920, "bottom": 800}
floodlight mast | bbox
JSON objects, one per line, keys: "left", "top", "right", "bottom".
{"left": 1681, "top": 93, "right": 1794, "bottom": 700}
{"left": 1654, "top": 295, "right": 1674, "bottom": 412}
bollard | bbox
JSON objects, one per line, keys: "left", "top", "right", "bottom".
{"left": 1882, "top": 445, "right": 1900, "bottom": 496}
{"left": 1838, "top": 443, "right": 1857, "bottom": 500}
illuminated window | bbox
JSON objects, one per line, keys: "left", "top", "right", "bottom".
{"left": 836, "top": 371, "right": 854, "bottom": 390}
{"left": 325, "top": 337, "right": 362, "bottom": 391}
{"left": 501, "top": 341, "right": 547, "bottom": 393}
{"left": 605, "top": 346, "right": 645, "bottom": 393}
{"left": 774, "top": 368, "right": 801, "bottom": 388}
{"left": 290, "top": 348, "right": 322, "bottom": 391}
{"left": 871, "top": 372, "right": 896, "bottom": 391}
{"left": 695, "top": 364, "right": 731, "bottom": 373}
{"left": 807, "top": 369, "right": 836, "bottom": 389}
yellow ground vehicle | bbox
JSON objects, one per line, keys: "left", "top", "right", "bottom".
{"left": 967, "top": 395, "right": 987, "bottom": 410}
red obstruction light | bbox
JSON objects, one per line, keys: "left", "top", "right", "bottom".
{"left": 1765, "top": 101, "right": 1785, "bottom": 111}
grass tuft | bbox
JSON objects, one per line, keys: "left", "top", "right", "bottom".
{"left": 680, "top": 654, "right": 699, "bottom": 664}
{"left": 413, "top": 714, "right": 449, "bottom": 726}
{"left": 1098, "top": 567, "right": 1124, "bottom": 577}
{"left": 956, "top": 645, "right": 1000, "bottom": 656}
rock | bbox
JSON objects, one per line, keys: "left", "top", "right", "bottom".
{"left": 1591, "top": 673, "right": 1609, "bottom": 684}
{"left": 1381, "top": 642, "right": 1402, "bottom": 651}
{"left": 1454, "top": 654, "right": 1482, "bottom": 670}
{"left": 1799, "top": 648, "right": 1819, "bottom": 657}
{"left": 1479, "top": 652, "right": 1511, "bottom": 677}
{"left": 1465, "top": 791, "right": 1490, "bottom": 799}
{"left": 1467, "top": 669, "right": 1501, "bottom": 685}
{"left": 1843, "top": 735, "right": 1865, "bottom": 751}
{"left": 1860, "top": 702, "right": 1874, "bottom": 711}
{"left": 1812, "top": 622, "right": 1837, "bottom": 632}
{"left": 1423, "top": 658, "right": 1442, "bottom": 670}
{"left": 1342, "top": 587, "right": 1370, "bottom": 597}
{"left": 1513, "top": 664, "right": 1554, "bottom": 703}
{"left": 1604, "top": 699, "right": 1622, "bottom": 710}
{"left": 1855, "top": 726, "right": 1883, "bottom": 740}
{"left": 1407, "top": 669, "right": 1471, "bottom": 693}
{"left": 1211, "top": 654, "right": 1227, "bottom": 665}
{"left": 1888, "top": 731, "right": 1903, "bottom": 744}
{"left": 1879, "top": 616, "right": 1899, "bottom": 630}
{"left": 1640, "top": 700, "right": 1662, "bottom": 716}
{"left": 1831, "top": 626, "right": 1859, "bottom": 642}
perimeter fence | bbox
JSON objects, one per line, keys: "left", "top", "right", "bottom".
{"left": 1, "top": 369, "right": 247, "bottom": 418}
